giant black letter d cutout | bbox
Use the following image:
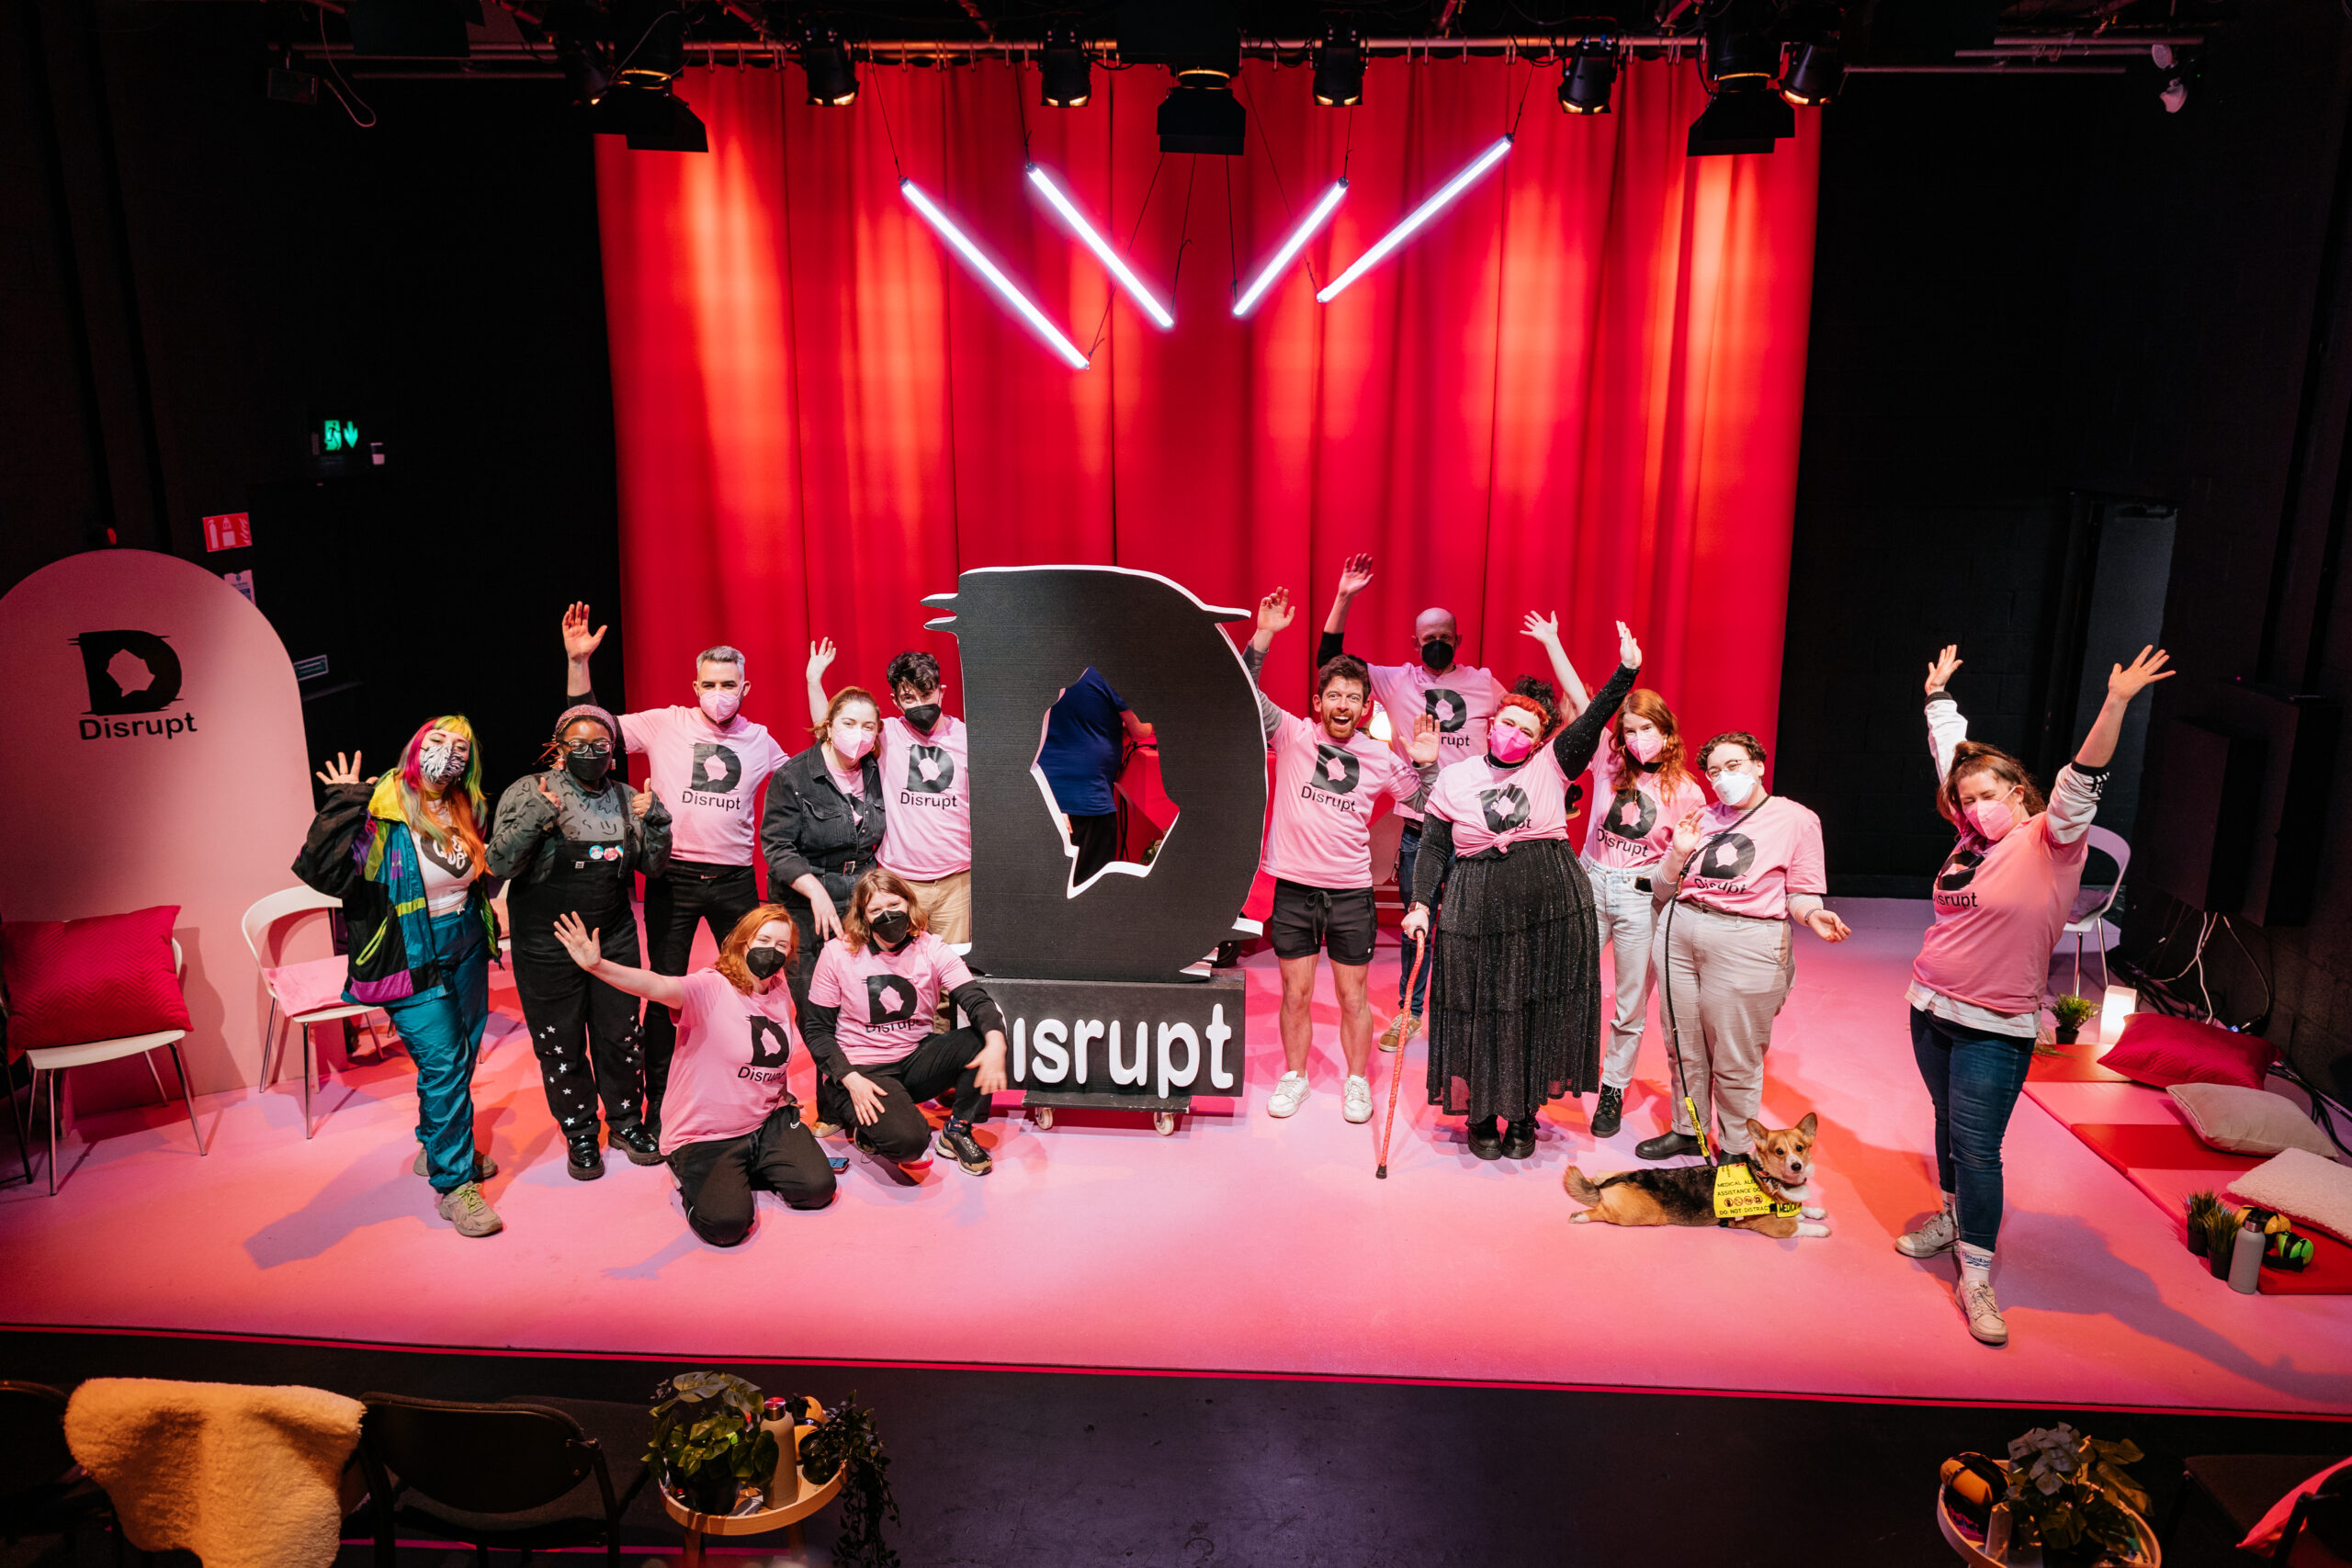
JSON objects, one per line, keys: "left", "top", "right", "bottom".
{"left": 925, "top": 567, "right": 1265, "bottom": 982}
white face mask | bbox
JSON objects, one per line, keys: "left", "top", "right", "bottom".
{"left": 418, "top": 736, "right": 469, "bottom": 785}
{"left": 699, "top": 689, "right": 741, "bottom": 725}
{"left": 831, "top": 723, "right": 875, "bottom": 761}
{"left": 1968, "top": 796, "right": 2019, "bottom": 842}
{"left": 1711, "top": 767, "right": 1758, "bottom": 807}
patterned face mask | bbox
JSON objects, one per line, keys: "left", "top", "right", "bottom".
{"left": 419, "top": 736, "right": 469, "bottom": 785}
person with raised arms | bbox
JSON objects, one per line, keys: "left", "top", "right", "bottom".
{"left": 562, "top": 604, "right": 789, "bottom": 1135}
{"left": 1246, "top": 586, "right": 1442, "bottom": 1125}
{"left": 808, "top": 640, "right": 972, "bottom": 943}
{"left": 548, "top": 904, "right": 836, "bottom": 1245}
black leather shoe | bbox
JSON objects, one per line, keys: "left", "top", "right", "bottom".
{"left": 1501, "top": 1118, "right": 1538, "bottom": 1159}
{"left": 1590, "top": 1085, "right": 1624, "bottom": 1139}
{"left": 611, "top": 1122, "right": 665, "bottom": 1166}
{"left": 937, "top": 1121, "right": 992, "bottom": 1176}
{"left": 1635, "top": 1131, "right": 1702, "bottom": 1161}
{"left": 1466, "top": 1118, "right": 1503, "bottom": 1161}
{"left": 566, "top": 1133, "right": 605, "bottom": 1180}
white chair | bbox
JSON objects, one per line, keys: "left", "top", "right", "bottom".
{"left": 19, "top": 939, "right": 206, "bottom": 1196}
{"left": 2056, "top": 825, "right": 2131, "bottom": 995}
{"left": 241, "top": 886, "right": 382, "bottom": 1140}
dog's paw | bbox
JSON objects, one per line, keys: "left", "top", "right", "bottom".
{"left": 1801, "top": 1205, "right": 1826, "bottom": 1221}
{"left": 1797, "top": 1219, "right": 1831, "bottom": 1238}
{"left": 1568, "top": 1212, "right": 1590, "bottom": 1224}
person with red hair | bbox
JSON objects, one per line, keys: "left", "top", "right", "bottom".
{"left": 1400, "top": 623, "right": 1643, "bottom": 1161}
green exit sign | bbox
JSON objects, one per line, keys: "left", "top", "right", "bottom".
{"left": 319, "top": 418, "right": 360, "bottom": 452}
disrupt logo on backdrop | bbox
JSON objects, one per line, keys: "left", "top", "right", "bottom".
{"left": 74, "top": 630, "right": 201, "bottom": 740}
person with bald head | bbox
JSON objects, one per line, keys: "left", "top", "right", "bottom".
{"left": 1317, "top": 554, "right": 1584, "bottom": 1051}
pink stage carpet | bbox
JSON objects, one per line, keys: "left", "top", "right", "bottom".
{"left": 5, "top": 900, "right": 2348, "bottom": 1416}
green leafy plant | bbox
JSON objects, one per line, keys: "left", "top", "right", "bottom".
{"left": 2198, "top": 1207, "right": 2246, "bottom": 1277}
{"left": 2052, "top": 995, "right": 2098, "bottom": 1037}
{"left": 2185, "top": 1190, "right": 2223, "bottom": 1256}
{"left": 646, "top": 1372, "right": 779, "bottom": 1516}
{"left": 798, "top": 1392, "right": 899, "bottom": 1568}
{"left": 2004, "top": 1424, "right": 2151, "bottom": 1565}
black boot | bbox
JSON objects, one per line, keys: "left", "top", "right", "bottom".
{"left": 1590, "top": 1084, "right": 1625, "bottom": 1139}
{"left": 1501, "top": 1117, "right": 1538, "bottom": 1159}
{"left": 1635, "top": 1130, "right": 1702, "bottom": 1161}
{"left": 611, "top": 1122, "right": 665, "bottom": 1166}
{"left": 566, "top": 1131, "right": 605, "bottom": 1180}
{"left": 1466, "top": 1117, "right": 1503, "bottom": 1161}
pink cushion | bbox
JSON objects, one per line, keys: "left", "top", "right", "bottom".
{"left": 2101, "top": 1010, "right": 2276, "bottom": 1092}
{"left": 263, "top": 956, "right": 352, "bottom": 1019}
{"left": 1, "top": 906, "right": 190, "bottom": 1055}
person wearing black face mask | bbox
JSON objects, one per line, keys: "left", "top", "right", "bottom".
{"left": 489, "top": 704, "right": 673, "bottom": 1179}
{"left": 807, "top": 643, "right": 973, "bottom": 945}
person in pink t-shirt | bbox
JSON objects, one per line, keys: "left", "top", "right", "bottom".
{"left": 1642, "top": 731, "right": 1850, "bottom": 1165}
{"left": 806, "top": 641, "right": 974, "bottom": 943}
{"left": 549, "top": 903, "right": 835, "bottom": 1247}
{"left": 1243, "top": 587, "right": 1441, "bottom": 1128}
{"left": 561, "top": 604, "right": 791, "bottom": 1135}
{"left": 1897, "top": 642, "right": 2172, "bottom": 1349}
{"left": 803, "top": 868, "right": 1011, "bottom": 1178}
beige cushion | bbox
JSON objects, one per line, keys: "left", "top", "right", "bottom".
{"left": 2168, "top": 1083, "right": 2341, "bottom": 1159}
{"left": 2228, "top": 1147, "right": 2352, "bottom": 1247}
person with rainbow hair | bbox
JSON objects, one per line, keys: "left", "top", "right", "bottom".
{"left": 294, "top": 716, "right": 505, "bottom": 1237}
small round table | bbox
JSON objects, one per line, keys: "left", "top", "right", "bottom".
{"left": 662, "top": 1424, "right": 844, "bottom": 1566}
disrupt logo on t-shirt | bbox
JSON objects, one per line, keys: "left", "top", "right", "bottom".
{"left": 1309, "top": 743, "right": 1362, "bottom": 801}
{"left": 865, "top": 974, "right": 921, "bottom": 1028}
{"left": 1424, "top": 688, "right": 1468, "bottom": 734}
{"left": 904, "top": 744, "right": 957, "bottom": 796}
{"left": 1690, "top": 832, "right": 1757, "bottom": 885}
{"left": 741, "top": 1016, "right": 793, "bottom": 1078}
{"left": 1601, "top": 787, "right": 1657, "bottom": 843}
{"left": 73, "top": 629, "right": 200, "bottom": 741}
{"left": 1936, "top": 846, "right": 1984, "bottom": 906}
{"left": 417, "top": 831, "right": 471, "bottom": 879}
{"left": 1479, "top": 784, "right": 1531, "bottom": 834}
{"left": 685, "top": 742, "right": 744, "bottom": 802}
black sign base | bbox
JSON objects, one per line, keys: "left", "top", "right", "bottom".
{"left": 992, "top": 971, "right": 1246, "bottom": 1131}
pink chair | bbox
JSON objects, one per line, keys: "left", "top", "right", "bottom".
{"left": 241, "top": 887, "right": 384, "bottom": 1139}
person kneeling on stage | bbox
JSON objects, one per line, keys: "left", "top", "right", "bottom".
{"left": 1400, "top": 624, "right": 1642, "bottom": 1161}
{"left": 548, "top": 906, "right": 836, "bottom": 1245}
{"left": 488, "top": 703, "right": 673, "bottom": 1180}
{"left": 802, "top": 870, "right": 1010, "bottom": 1176}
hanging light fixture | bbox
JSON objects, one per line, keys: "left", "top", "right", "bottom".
{"left": 900, "top": 179, "right": 1090, "bottom": 369}
{"left": 1317, "top": 136, "right": 1512, "bottom": 303}
{"left": 1039, "top": 28, "right": 1091, "bottom": 107}
{"left": 1027, "top": 164, "right": 1174, "bottom": 329}
{"left": 1312, "top": 25, "right": 1364, "bottom": 107}
{"left": 1558, "top": 38, "right": 1618, "bottom": 114}
{"left": 1232, "top": 180, "right": 1347, "bottom": 317}
{"left": 799, "top": 25, "right": 857, "bottom": 106}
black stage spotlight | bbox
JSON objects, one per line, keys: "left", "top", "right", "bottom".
{"left": 590, "top": 83, "right": 708, "bottom": 150}
{"left": 555, "top": 31, "right": 612, "bottom": 107}
{"left": 611, "top": 0, "right": 684, "bottom": 86}
{"left": 1688, "top": 10, "right": 1792, "bottom": 155}
{"left": 1558, "top": 38, "right": 1617, "bottom": 113}
{"left": 1158, "top": 82, "right": 1245, "bottom": 153}
{"left": 800, "top": 26, "right": 857, "bottom": 105}
{"left": 1313, "top": 25, "right": 1364, "bottom": 107}
{"left": 1040, "top": 28, "right": 1091, "bottom": 106}
{"left": 1781, "top": 39, "right": 1842, "bottom": 106}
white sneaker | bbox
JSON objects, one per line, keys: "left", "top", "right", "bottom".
{"left": 1896, "top": 1208, "right": 1959, "bottom": 1258}
{"left": 1955, "top": 1279, "right": 2008, "bottom": 1346}
{"left": 1342, "top": 1075, "right": 1373, "bottom": 1124}
{"left": 1267, "top": 1072, "right": 1310, "bottom": 1119}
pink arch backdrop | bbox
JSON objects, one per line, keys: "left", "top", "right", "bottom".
{"left": 594, "top": 56, "right": 1820, "bottom": 790}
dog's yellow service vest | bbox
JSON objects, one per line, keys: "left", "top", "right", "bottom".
{"left": 1713, "top": 1162, "right": 1803, "bottom": 1224}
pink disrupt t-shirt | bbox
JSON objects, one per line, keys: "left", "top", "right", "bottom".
{"left": 1365, "top": 662, "right": 1508, "bottom": 821}
{"left": 876, "top": 715, "right": 971, "bottom": 880}
{"left": 619, "top": 706, "right": 789, "bottom": 867}
{"left": 1911, "top": 815, "right": 2089, "bottom": 1017}
{"left": 808, "top": 931, "right": 975, "bottom": 1067}
{"left": 1585, "top": 747, "right": 1710, "bottom": 871}
{"left": 658, "top": 967, "right": 802, "bottom": 1156}
{"left": 1425, "top": 749, "right": 1574, "bottom": 857}
{"left": 1676, "top": 795, "right": 1827, "bottom": 920}
{"left": 1261, "top": 710, "right": 1422, "bottom": 890}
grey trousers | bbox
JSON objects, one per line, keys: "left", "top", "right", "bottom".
{"left": 1651, "top": 898, "right": 1793, "bottom": 1155}
{"left": 1586, "top": 859, "right": 1660, "bottom": 1091}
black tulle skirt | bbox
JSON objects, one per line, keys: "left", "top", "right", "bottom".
{"left": 1422, "top": 837, "right": 1602, "bottom": 1122}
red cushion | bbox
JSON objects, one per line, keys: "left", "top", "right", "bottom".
{"left": 2099, "top": 1010, "right": 2275, "bottom": 1092}
{"left": 1, "top": 906, "right": 189, "bottom": 1055}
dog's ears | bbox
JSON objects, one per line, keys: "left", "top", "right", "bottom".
{"left": 1796, "top": 1111, "right": 1818, "bottom": 1138}
{"left": 1744, "top": 1117, "right": 1770, "bottom": 1144}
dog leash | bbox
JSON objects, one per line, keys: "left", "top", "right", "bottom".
{"left": 1658, "top": 795, "right": 1769, "bottom": 1165}
{"left": 1375, "top": 929, "right": 1430, "bottom": 1180}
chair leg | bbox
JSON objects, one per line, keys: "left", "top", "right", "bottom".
{"left": 303, "top": 1023, "right": 315, "bottom": 1139}
{"left": 6, "top": 1066, "right": 30, "bottom": 1185}
{"left": 260, "top": 997, "right": 282, "bottom": 1087}
{"left": 46, "top": 1068, "right": 60, "bottom": 1197}
{"left": 168, "top": 1042, "right": 206, "bottom": 1156}
{"left": 2075, "top": 931, "right": 2085, "bottom": 998}
{"left": 144, "top": 1051, "right": 170, "bottom": 1106}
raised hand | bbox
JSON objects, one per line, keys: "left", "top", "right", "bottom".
{"left": 2109, "top": 646, "right": 2174, "bottom": 703}
{"left": 1926, "top": 643, "right": 1962, "bottom": 696}
{"left": 1521, "top": 610, "right": 1562, "bottom": 648}
{"left": 807, "top": 637, "right": 837, "bottom": 682}
{"left": 1407, "top": 713, "right": 1442, "bottom": 764}
{"left": 632, "top": 784, "right": 654, "bottom": 819}
{"left": 550, "top": 911, "right": 602, "bottom": 970}
{"left": 1670, "top": 809, "right": 1707, "bottom": 858}
{"left": 1616, "top": 620, "right": 1643, "bottom": 669}
{"left": 561, "top": 602, "right": 607, "bottom": 661}
{"left": 1256, "top": 587, "right": 1296, "bottom": 640}
{"left": 315, "top": 750, "right": 366, "bottom": 786}
{"left": 1335, "top": 553, "right": 1374, "bottom": 600}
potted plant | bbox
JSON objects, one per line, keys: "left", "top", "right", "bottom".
{"left": 2005, "top": 1424, "right": 2156, "bottom": 1566}
{"left": 2052, "top": 995, "right": 2098, "bottom": 1045}
{"left": 2184, "top": 1190, "right": 2223, "bottom": 1257}
{"left": 647, "top": 1371, "right": 779, "bottom": 1517}
{"left": 797, "top": 1393, "right": 900, "bottom": 1568}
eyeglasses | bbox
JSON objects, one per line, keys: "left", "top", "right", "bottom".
{"left": 1704, "top": 761, "right": 1756, "bottom": 779}
{"left": 564, "top": 741, "right": 613, "bottom": 759}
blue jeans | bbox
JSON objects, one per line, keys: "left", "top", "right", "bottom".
{"left": 1909, "top": 1007, "right": 2034, "bottom": 1253}
{"left": 384, "top": 911, "right": 491, "bottom": 1193}
{"left": 1395, "top": 820, "right": 1435, "bottom": 1015}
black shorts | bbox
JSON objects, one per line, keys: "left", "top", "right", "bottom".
{"left": 1267, "top": 879, "right": 1378, "bottom": 966}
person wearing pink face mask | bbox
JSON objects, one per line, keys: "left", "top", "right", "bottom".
{"left": 1901, "top": 641, "right": 2172, "bottom": 1348}
{"left": 561, "top": 604, "right": 789, "bottom": 1135}
{"left": 759, "top": 689, "right": 887, "bottom": 1013}
{"left": 1399, "top": 622, "right": 1642, "bottom": 1162}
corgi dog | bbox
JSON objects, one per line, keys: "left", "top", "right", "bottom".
{"left": 1563, "top": 1114, "right": 1831, "bottom": 1239}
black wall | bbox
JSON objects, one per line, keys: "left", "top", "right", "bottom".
{"left": 1780, "top": 1, "right": 2352, "bottom": 1097}
{"left": 1, "top": 0, "right": 625, "bottom": 803}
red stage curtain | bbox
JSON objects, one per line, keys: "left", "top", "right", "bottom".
{"left": 594, "top": 57, "right": 1818, "bottom": 772}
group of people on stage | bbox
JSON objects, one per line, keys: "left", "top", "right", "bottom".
{"left": 294, "top": 566, "right": 2173, "bottom": 1350}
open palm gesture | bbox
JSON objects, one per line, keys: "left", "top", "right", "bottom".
{"left": 1256, "top": 587, "right": 1296, "bottom": 640}
{"left": 315, "top": 750, "right": 367, "bottom": 786}
{"left": 1926, "top": 643, "right": 1962, "bottom": 696}
{"left": 2109, "top": 646, "right": 2174, "bottom": 703}
{"left": 561, "top": 602, "right": 606, "bottom": 661}
{"left": 1335, "top": 553, "right": 1374, "bottom": 600}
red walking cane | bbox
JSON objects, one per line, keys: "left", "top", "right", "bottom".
{"left": 1376, "top": 929, "right": 1430, "bottom": 1179}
